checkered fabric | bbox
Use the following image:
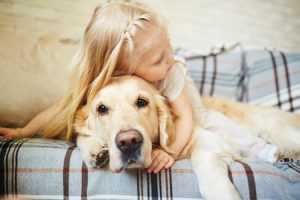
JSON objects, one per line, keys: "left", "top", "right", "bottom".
{"left": 176, "top": 47, "right": 300, "bottom": 113}
{"left": 1, "top": 137, "right": 300, "bottom": 200}
{"left": 1, "top": 48, "right": 300, "bottom": 199}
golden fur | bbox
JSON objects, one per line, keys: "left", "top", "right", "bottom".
{"left": 74, "top": 75, "right": 300, "bottom": 200}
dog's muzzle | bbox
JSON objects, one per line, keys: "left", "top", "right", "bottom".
{"left": 115, "top": 129, "right": 143, "bottom": 165}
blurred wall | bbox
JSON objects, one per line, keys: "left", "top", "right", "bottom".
{"left": 0, "top": 0, "right": 299, "bottom": 52}
{"left": 146, "top": 0, "right": 300, "bottom": 51}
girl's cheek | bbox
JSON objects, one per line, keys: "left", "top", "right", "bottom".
{"left": 166, "top": 52, "right": 174, "bottom": 65}
{"left": 167, "top": 44, "right": 174, "bottom": 63}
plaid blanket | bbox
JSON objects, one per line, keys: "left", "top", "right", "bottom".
{"left": 1, "top": 48, "right": 300, "bottom": 199}
{"left": 1, "top": 137, "right": 300, "bottom": 200}
{"left": 177, "top": 47, "right": 300, "bottom": 113}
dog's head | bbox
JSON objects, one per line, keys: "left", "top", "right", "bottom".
{"left": 74, "top": 75, "right": 174, "bottom": 172}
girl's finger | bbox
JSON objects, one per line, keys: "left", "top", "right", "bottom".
{"left": 164, "top": 158, "right": 174, "bottom": 169}
{"left": 147, "top": 152, "right": 164, "bottom": 173}
{"left": 153, "top": 157, "right": 168, "bottom": 173}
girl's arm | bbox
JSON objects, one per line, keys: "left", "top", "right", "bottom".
{"left": 168, "top": 85, "right": 194, "bottom": 156}
{"left": 0, "top": 100, "right": 63, "bottom": 138}
{"left": 147, "top": 85, "right": 193, "bottom": 173}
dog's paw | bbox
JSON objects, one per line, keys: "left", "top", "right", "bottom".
{"left": 90, "top": 144, "right": 109, "bottom": 168}
{"left": 77, "top": 136, "right": 110, "bottom": 168}
{"left": 258, "top": 144, "right": 279, "bottom": 163}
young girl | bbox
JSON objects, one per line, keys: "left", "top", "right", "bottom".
{"left": 0, "top": 1, "right": 278, "bottom": 173}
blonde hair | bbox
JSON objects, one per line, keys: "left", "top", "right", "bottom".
{"left": 43, "top": 1, "right": 165, "bottom": 141}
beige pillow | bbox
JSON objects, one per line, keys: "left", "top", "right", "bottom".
{"left": 0, "top": 30, "right": 78, "bottom": 127}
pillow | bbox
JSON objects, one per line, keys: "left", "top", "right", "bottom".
{"left": 245, "top": 50, "right": 300, "bottom": 112}
{"left": 175, "top": 47, "right": 300, "bottom": 113}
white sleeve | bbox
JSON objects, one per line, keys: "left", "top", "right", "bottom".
{"left": 161, "top": 63, "right": 187, "bottom": 102}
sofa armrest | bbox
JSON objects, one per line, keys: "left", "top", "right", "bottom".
{"left": 1, "top": 137, "right": 300, "bottom": 199}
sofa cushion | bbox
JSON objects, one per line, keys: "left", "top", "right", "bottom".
{"left": 245, "top": 50, "right": 300, "bottom": 112}
{"left": 0, "top": 30, "right": 78, "bottom": 127}
{"left": 175, "top": 47, "right": 300, "bottom": 113}
{"left": 1, "top": 137, "right": 300, "bottom": 199}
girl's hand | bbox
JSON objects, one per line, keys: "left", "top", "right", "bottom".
{"left": 147, "top": 148, "right": 175, "bottom": 173}
{"left": 0, "top": 127, "right": 24, "bottom": 138}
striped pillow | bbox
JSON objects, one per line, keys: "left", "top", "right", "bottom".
{"left": 245, "top": 50, "right": 299, "bottom": 112}
{"left": 175, "top": 47, "right": 300, "bottom": 113}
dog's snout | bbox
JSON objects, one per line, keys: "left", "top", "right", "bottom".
{"left": 116, "top": 130, "right": 143, "bottom": 152}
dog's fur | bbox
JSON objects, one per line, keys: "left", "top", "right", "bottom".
{"left": 74, "top": 75, "right": 300, "bottom": 200}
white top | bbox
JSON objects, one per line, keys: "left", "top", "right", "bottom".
{"left": 152, "top": 61, "right": 188, "bottom": 102}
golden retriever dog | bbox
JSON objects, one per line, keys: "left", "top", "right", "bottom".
{"left": 74, "top": 75, "right": 300, "bottom": 200}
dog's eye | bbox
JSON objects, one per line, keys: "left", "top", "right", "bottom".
{"left": 136, "top": 97, "right": 148, "bottom": 108}
{"left": 97, "top": 104, "right": 109, "bottom": 115}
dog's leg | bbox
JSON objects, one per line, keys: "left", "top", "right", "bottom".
{"left": 245, "top": 108, "right": 300, "bottom": 159}
{"left": 261, "top": 125, "right": 300, "bottom": 159}
{"left": 76, "top": 135, "right": 109, "bottom": 168}
{"left": 202, "top": 96, "right": 300, "bottom": 159}
{"left": 191, "top": 128, "right": 241, "bottom": 200}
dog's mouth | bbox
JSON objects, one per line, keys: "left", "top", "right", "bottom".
{"left": 115, "top": 158, "right": 146, "bottom": 173}
{"left": 93, "top": 148, "right": 144, "bottom": 170}
{"left": 115, "top": 129, "right": 145, "bottom": 171}
{"left": 110, "top": 129, "right": 153, "bottom": 172}
{"left": 109, "top": 152, "right": 145, "bottom": 173}
{"left": 111, "top": 146, "right": 152, "bottom": 173}
{"left": 122, "top": 150, "right": 141, "bottom": 164}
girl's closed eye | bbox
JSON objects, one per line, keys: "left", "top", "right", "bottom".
{"left": 155, "top": 54, "right": 164, "bottom": 64}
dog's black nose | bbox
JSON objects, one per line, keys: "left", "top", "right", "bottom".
{"left": 115, "top": 130, "right": 143, "bottom": 153}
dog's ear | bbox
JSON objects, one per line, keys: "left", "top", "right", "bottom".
{"left": 73, "top": 105, "right": 93, "bottom": 137}
{"left": 155, "top": 94, "right": 175, "bottom": 152}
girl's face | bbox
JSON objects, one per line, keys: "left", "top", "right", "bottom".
{"left": 132, "top": 26, "right": 174, "bottom": 82}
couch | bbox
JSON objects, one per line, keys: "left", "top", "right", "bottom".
{"left": 1, "top": 46, "right": 300, "bottom": 199}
